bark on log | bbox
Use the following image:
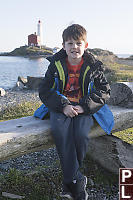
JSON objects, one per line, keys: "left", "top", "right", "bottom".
{"left": 0, "top": 106, "right": 133, "bottom": 174}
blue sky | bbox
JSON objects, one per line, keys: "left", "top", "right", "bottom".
{"left": 0, "top": 0, "right": 133, "bottom": 54}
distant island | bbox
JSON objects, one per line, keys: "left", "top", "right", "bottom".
{"left": 0, "top": 46, "right": 53, "bottom": 57}
{"left": 0, "top": 45, "right": 118, "bottom": 59}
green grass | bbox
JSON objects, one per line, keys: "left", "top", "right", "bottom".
{"left": 0, "top": 156, "right": 119, "bottom": 200}
{"left": 8, "top": 46, "right": 53, "bottom": 56}
{"left": 113, "top": 127, "right": 133, "bottom": 144}
{"left": 27, "top": 46, "right": 53, "bottom": 54}
{"left": 0, "top": 101, "right": 42, "bottom": 122}
{"left": 107, "top": 62, "right": 133, "bottom": 82}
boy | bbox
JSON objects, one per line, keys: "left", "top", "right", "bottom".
{"left": 39, "top": 24, "right": 112, "bottom": 200}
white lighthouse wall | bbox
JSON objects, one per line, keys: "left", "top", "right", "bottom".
{"left": 37, "top": 21, "right": 43, "bottom": 46}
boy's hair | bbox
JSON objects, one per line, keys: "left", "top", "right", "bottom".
{"left": 62, "top": 24, "right": 87, "bottom": 44}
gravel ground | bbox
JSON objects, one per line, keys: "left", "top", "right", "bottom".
{"left": 0, "top": 147, "right": 59, "bottom": 175}
{"left": 0, "top": 88, "right": 41, "bottom": 112}
{"left": 0, "top": 88, "right": 119, "bottom": 199}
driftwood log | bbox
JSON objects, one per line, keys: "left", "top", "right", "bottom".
{"left": 0, "top": 106, "right": 133, "bottom": 174}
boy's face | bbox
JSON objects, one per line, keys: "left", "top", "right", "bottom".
{"left": 63, "top": 38, "right": 88, "bottom": 64}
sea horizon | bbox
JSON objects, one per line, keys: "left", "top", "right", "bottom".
{"left": 116, "top": 54, "right": 132, "bottom": 58}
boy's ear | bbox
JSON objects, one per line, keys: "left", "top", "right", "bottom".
{"left": 85, "top": 42, "right": 88, "bottom": 49}
{"left": 62, "top": 43, "right": 65, "bottom": 50}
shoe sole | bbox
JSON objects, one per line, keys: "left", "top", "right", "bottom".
{"left": 60, "top": 193, "right": 73, "bottom": 199}
{"left": 84, "top": 176, "right": 87, "bottom": 189}
{"left": 85, "top": 190, "right": 89, "bottom": 200}
{"left": 84, "top": 176, "right": 88, "bottom": 200}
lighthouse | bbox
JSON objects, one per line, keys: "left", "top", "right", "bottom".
{"left": 37, "top": 20, "right": 43, "bottom": 46}
{"left": 28, "top": 20, "right": 43, "bottom": 47}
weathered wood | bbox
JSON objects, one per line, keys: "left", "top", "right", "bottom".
{"left": 0, "top": 106, "right": 133, "bottom": 174}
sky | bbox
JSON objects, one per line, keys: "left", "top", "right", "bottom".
{"left": 0, "top": 0, "right": 133, "bottom": 54}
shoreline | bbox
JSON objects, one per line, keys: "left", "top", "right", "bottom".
{"left": 0, "top": 54, "right": 49, "bottom": 59}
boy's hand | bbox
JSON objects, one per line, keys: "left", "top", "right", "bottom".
{"left": 73, "top": 105, "right": 84, "bottom": 114}
{"left": 63, "top": 105, "right": 78, "bottom": 117}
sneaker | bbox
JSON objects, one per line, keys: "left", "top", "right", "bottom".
{"left": 60, "top": 183, "right": 73, "bottom": 199}
{"left": 68, "top": 176, "right": 88, "bottom": 200}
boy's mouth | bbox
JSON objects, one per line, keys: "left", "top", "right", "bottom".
{"left": 71, "top": 51, "right": 79, "bottom": 54}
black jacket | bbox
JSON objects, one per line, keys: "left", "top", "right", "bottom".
{"left": 39, "top": 49, "right": 110, "bottom": 114}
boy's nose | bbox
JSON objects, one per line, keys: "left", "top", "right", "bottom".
{"left": 72, "top": 43, "right": 78, "bottom": 48}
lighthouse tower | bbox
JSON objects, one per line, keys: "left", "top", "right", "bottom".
{"left": 37, "top": 20, "right": 43, "bottom": 46}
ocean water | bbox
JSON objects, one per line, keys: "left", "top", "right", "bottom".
{"left": 116, "top": 54, "right": 132, "bottom": 58}
{"left": 0, "top": 56, "right": 50, "bottom": 89}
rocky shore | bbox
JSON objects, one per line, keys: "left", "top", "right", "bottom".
{"left": 0, "top": 88, "right": 119, "bottom": 199}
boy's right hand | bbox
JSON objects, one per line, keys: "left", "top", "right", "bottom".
{"left": 63, "top": 105, "right": 78, "bottom": 118}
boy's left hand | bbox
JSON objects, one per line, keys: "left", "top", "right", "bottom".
{"left": 73, "top": 105, "right": 84, "bottom": 114}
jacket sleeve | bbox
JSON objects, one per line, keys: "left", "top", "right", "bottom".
{"left": 39, "top": 62, "right": 70, "bottom": 112}
{"left": 79, "top": 63, "right": 110, "bottom": 115}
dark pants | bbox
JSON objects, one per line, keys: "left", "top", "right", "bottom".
{"left": 50, "top": 112, "right": 94, "bottom": 184}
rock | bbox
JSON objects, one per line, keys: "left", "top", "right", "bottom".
{"left": 87, "top": 48, "right": 117, "bottom": 63}
{"left": 0, "top": 88, "right": 6, "bottom": 96}
{"left": 124, "top": 82, "right": 133, "bottom": 92}
{"left": 107, "top": 82, "right": 133, "bottom": 108}
{"left": 18, "top": 76, "right": 28, "bottom": 86}
{"left": 15, "top": 81, "right": 26, "bottom": 89}
{"left": 26, "top": 76, "right": 43, "bottom": 89}
{"left": 0, "top": 106, "right": 133, "bottom": 174}
{"left": 16, "top": 76, "right": 44, "bottom": 90}
{"left": 88, "top": 48, "right": 114, "bottom": 57}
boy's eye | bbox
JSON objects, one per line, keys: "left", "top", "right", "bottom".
{"left": 68, "top": 42, "right": 73, "bottom": 45}
{"left": 77, "top": 42, "right": 82, "bottom": 45}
